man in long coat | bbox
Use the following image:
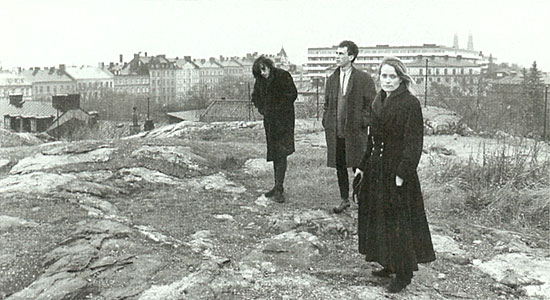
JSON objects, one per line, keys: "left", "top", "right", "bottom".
{"left": 252, "top": 56, "right": 297, "bottom": 203}
{"left": 323, "top": 40, "right": 376, "bottom": 213}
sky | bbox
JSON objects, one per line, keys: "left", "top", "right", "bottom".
{"left": 1, "top": 0, "right": 549, "bottom": 72}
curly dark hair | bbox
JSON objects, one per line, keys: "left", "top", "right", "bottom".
{"left": 252, "top": 56, "right": 275, "bottom": 79}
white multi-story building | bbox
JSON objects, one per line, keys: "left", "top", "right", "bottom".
{"left": 20, "top": 65, "right": 75, "bottom": 101}
{"left": 171, "top": 57, "right": 200, "bottom": 98}
{"left": 306, "top": 43, "right": 487, "bottom": 79}
{"left": 0, "top": 71, "right": 32, "bottom": 101}
{"left": 64, "top": 65, "right": 114, "bottom": 100}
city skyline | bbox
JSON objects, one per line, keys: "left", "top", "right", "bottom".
{"left": 1, "top": 0, "right": 548, "bottom": 72}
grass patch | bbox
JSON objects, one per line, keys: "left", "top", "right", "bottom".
{"left": 424, "top": 141, "right": 550, "bottom": 230}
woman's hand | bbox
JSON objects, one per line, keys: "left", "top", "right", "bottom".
{"left": 395, "top": 175, "right": 404, "bottom": 187}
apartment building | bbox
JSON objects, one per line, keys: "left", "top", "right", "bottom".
{"left": 0, "top": 71, "right": 32, "bottom": 101}
{"left": 171, "top": 56, "right": 200, "bottom": 99}
{"left": 306, "top": 43, "right": 486, "bottom": 79}
{"left": 20, "top": 65, "right": 75, "bottom": 101}
{"left": 64, "top": 65, "right": 114, "bottom": 100}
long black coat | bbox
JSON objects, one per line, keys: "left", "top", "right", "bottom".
{"left": 323, "top": 67, "right": 376, "bottom": 168}
{"left": 357, "top": 83, "right": 435, "bottom": 274}
{"left": 251, "top": 68, "right": 297, "bottom": 161}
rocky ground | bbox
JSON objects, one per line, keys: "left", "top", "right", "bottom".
{"left": 0, "top": 118, "right": 549, "bottom": 300}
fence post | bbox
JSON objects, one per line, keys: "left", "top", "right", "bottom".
{"left": 424, "top": 59, "right": 428, "bottom": 108}
{"left": 544, "top": 85, "right": 548, "bottom": 140}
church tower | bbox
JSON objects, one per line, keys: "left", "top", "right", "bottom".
{"left": 467, "top": 32, "right": 474, "bottom": 51}
{"left": 453, "top": 33, "right": 459, "bottom": 49}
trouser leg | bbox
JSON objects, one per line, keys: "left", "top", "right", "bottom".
{"left": 274, "top": 155, "right": 287, "bottom": 192}
{"left": 336, "top": 137, "right": 349, "bottom": 199}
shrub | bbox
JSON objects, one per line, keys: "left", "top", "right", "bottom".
{"left": 427, "top": 141, "right": 550, "bottom": 230}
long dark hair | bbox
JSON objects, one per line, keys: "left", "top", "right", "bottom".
{"left": 252, "top": 56, "right": 275, "bottom": 80}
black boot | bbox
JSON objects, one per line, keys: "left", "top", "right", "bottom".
{"left": 387, "top": 278, "right": 409, "bottom": 293}
{"left": 268, "top": 156, "right": 287, "bottom": 203}
{"left": 332, "top": 198, "right": 350, "bottom": 213}
{"left": 372, "top": 268, "right": 393, "bottom": 278}
{"left": 387, "top": 270, "right": 412, "bottom": 293}
{"left": 271, "top": 187, "right": 286, "bottom": 203}
{"left": 264, "top": 187, "right": 277, "bottom": 198}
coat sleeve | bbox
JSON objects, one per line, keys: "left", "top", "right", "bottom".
{"left": 362, "top": 74, "right": 377, "bottom": 128}
{"left": 322, "top": 79, "right": 330, "bottom": 127}
{"left": 251, "top": 80, "right": 264, "bottom": 115}
{"left": 281, "top": 71, "right": 297, "bottom": 103}
{"left": 396, "top": 96, "right": 424, "bottom": 181}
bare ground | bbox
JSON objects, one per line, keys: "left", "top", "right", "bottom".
{"left": 0, "top": 119, "right": 548, "bottom": 300}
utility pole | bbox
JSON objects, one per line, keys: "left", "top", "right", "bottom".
{"left": 544, "top": 85, "right": 548, "bottom": 141}
{"left": 315, "top": 78, "right": 319, "bottom": 120}
{"left": 424, "top": 58, "right": 428, "bottom": 108}
{"left": 247, "top": 82, "right": 252, "bottom": 121}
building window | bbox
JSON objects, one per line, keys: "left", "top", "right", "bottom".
{"left": 444, "top": 69, "right": 448, "bottom": 75}
{"left": 419, "top": 69, "right": 423, "bottom": 75}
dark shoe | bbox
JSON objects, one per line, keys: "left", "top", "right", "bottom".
{"left": 387, "top": 278, "right": 409, "bottom": 293}
{"left": 372, "top": 268, "right": 393, "bottom": 278}
{"left": 332, "top": 199, "right": 350, "bottom": 214}
{"left": 271, "top": 190, "right": 286, "bottom": 203}
{"left": 264, "top": 187, "right": 276, "bottom": 198}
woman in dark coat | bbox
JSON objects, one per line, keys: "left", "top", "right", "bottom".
{"left": 354, "top": 57, "right": 435, "bottom": 293}
{"left": 251, "top": 56, "right": 297, "bottom": 203}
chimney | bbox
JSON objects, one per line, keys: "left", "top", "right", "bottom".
{"left": 9, "top": 94, "right": 24, "bottom": 108}
{"left": 49, "top": 67, "right": 55, "bottom": 75}
{"left": 457, "top": 55, "right": 462, "bottom": 61}
{"left": 184, "top": 56, "right": 191, "bottom": 61}
{"left": 109, "top": 62, "right": 114, "bottom": 68}
{"left": 145, "top": 52, "right": 148, "bottom": 57}
{"left": 219, "top": 55, "right": 224, "bottom": 61}
{"left": 209, "top": 57, "right": 215, "bottom": 63}
{"left": 98, "top": 62, "right": 105, "bottom": 69}
{"left": 120, "top": 54, "right": 123, "bottom": 63}
{"left": 32, "top": 67, "right": 40, "bottom": 76}
{"left": 59, "top": 64, "right": 66, "bottom": 73}
{"left": 134, "top": 53, "right": 139, "bottom": 60}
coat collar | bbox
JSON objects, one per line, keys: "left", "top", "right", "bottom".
{"left": 372, "top": 83, "right": 408, "bottom": 123}
{"left": 332, "top": 65, "right": 357, "bottom": 95}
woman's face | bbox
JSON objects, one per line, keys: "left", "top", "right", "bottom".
{"left": 260, "top": 64, "right": 270, "bottom": 79}
{"left": 379, "top": 64, "right": 402, "bottom": 93}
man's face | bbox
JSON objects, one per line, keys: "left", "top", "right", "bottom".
{"left": 336, "top": 47, "right": 353, "bottom": 68}
{"left": 260, "top": 64, "right": 270, "bottom": 79}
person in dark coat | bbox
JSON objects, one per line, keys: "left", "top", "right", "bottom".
{"left": 251, "top": 56, "right": 297, "bottom": 203}
{"left": 354, "top": 57, "right": 436, "bottom": 293}
{"left": 323, "top": 40, "right": 376, "bottom": 213}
